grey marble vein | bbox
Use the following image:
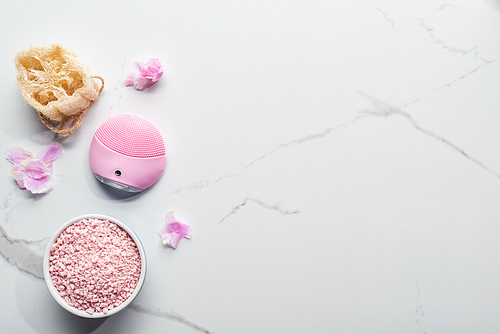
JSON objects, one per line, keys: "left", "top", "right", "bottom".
{"left": 2, "top": 188, "right": 17, "bottom": 226}
{"left": 415, "top": 281, "right": 426, "bottom": 334}
{"left": 128, "top": 303, "right": 213, "bottom": 334}
{"left": 241, "top": 116, "right": 368, "bottom": 173}
{"left": 375, "top": 7, "right": 396, "bottom": 32}
{"left": 0, "top": 189, "right": 46, "bottom": 279}
{"left": 167, "top": 116, "right": 368, "bottom": 200}
{"left": 219, "top": 197, "right": 300, "bottom": 224}
{"left": 416, "top": 18, "right": 489, "bottom": 62}
{"left": 0, "top": 224, "right": 45, "bottom": 279}
{"left": 439, "top": 60, "right": 497, "bottom": 89}
{"left": 358, "top": 90, "right": 500, "bottom": 180}
{"left": 435, "top": 4, "right": 462, "bottom": 12}
{"left": 483, "top": 0, "right": 500, "bottom": 11}
{"left": 167, "top": 175, "right": 238, "bottom": 198}
{"left": 404, "top": 59, "right": 497, "bottom": 107}
{"left": 107, "top": 56, "right": 127, "bottom": 118}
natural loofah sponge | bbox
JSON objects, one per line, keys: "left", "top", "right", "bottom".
{"left": 15, "top": 43, "right": 104, "bottom": 136}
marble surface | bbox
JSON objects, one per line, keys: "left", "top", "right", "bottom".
{"left": 1, "top": 0, "right": 500, "bottom": 333}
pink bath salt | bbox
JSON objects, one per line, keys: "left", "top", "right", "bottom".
{"left": 49, "top": 218, "right": 141, "bottom": 315}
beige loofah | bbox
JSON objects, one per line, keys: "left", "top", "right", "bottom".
{"left": 15, "top": 43, "right": 104, "bottom": 136}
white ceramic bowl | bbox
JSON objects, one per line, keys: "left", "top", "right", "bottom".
{"left": 43, "top": 214, "right": 147, "bottom": 318}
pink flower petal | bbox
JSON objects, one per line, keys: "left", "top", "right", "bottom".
{"left": 12, "top": 165, "right": 26, "bottom": 189}
{"left": 7, "top": 147, "right": 33, "bottom": 164}
{"left": 37, "top": 143, "right": 63, "bottom": 164}
{"left": 133, "top": 75, "right": 155, "bottom": 91}
{"left": 124, "top": 73, "right": 137, "bottom": 86}
{"left": 136, "top": 58, "right": 163, "bottom": 78}
{"left": 159, "top": 231, "right": 183, "bottom": 249}
{"left": 20, "top": 158, "right": 50, "bottom": 179}
{"left": 160, "top": 211, "right": 191, "bottom": 248}
{"left": 6, "top": 144, "right": 62, "bottom": 194}
{"left": 23, "top": 174, "right": 52, "bottom": 194}
{"left": 151, "top": 71, "right": 163, "bottom": 83}
{"left": 125, "top": 57, "right": 164, "bottom": 90}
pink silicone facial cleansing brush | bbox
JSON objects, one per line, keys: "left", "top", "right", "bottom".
{"left": 89, "top": 114, "right": 167, "bottom": 192}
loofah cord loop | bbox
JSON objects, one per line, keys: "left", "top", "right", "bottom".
{"left": 38, "top": 76, "right": 104, "bottom": 137}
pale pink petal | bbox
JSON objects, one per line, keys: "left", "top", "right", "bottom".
{"left": 24, "top": 174, "right": 52, "bottom": 194}
{"left": 45, "top": 162, "right": 54, "bottom": 173}
{"left": 6, "top": 147, "right": 33, "bottom": 164}
{"left": 37, "top": 143, "right": 63, "bottom": 164}
{"left": 159, "top": 231, "right": 183, "bottom": 248}
{"left": 12, "top": 165, "right": 26, "bottom": 189}
{"left": 125, "top": 58, "right": 163, "bottom": 90}
{"left": 151, "top": 71, "right": 163, "bottom": 83}
{"left": 136, "top": 58, "right": 163, "bottom": 78}
{"left": 20, "top": 158, "right": 50, "bottom": 179}
{"left": 159, "top": 211, "right": 191, "bottom": 248}
{"left": 6, "top": 145, "right": 60, "bottom": 194}
{"left": 124, "top": 73, "right": 137, "bottom": 86}
{"left": 133, "top": 75, "right": 155, "bottom": 91}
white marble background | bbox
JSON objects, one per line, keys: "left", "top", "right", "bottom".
{"left": 1, "top": 0, "right": 500, "bottom": 333}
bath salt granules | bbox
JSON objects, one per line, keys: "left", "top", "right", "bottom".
{"left": 48, "top": 218, "right": 142, "bottom": 315}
